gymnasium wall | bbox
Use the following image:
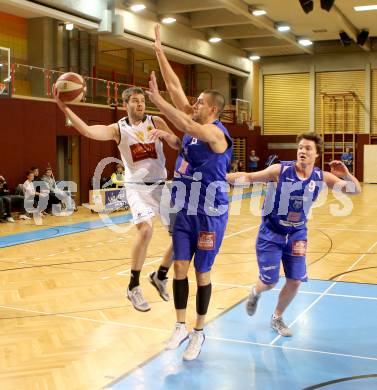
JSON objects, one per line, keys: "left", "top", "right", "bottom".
{"left": 0, "top": 96, "right": 263, "bottom": 203}
{"left": 260, "top": 51, "right": 377, "bottom": 135}
{"left": 0, "top": 97, "right": 118, "bottom": 203}
{"left": 0, "top": 11, "right": 28, "bottom": 63}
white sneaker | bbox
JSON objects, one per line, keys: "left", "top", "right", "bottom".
{"left": 127, "top": 286, "right": 150, "bottom": 312}
{"left": 19, "top": 214, "right": 31, "bottom": 220}
{"left": 148, "top": 271, "right": 169, "bottom": 301}
{"left": 183, "top": 330, "right": 205, "bottom": 361}
{"left": 166, "top": 323, "right": 189, "bottom": 350}
{"left": 271, "top": 315, "right": 293, "bottom": 337}
{"left": 6, "top": 217, "right": 15, "bottom": 223}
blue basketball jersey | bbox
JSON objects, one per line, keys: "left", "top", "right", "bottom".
{"left": 172, "top": 120, "right": 232, "bottom": 216}
{"left": 261, "top": 161, "right": 323, "bottom": 235}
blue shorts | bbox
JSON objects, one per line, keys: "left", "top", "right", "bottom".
{"left": 172, "top": 210, "right": 228, "bottom": 272}
{"left": 256, "top": 224, "right": 308, "bottom": 285}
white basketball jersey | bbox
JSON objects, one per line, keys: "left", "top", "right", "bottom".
{"left": 117, "top": 115, "right": 167, "bottom": 182}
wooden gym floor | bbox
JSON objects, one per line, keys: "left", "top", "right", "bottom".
{"left": 0, "top": 184, "right": 376, "bottom": 389}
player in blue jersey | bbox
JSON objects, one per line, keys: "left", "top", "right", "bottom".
{"left": 227, "top": 132, "right": 361, "bottom": 336}
{"left": 146, "top": 25, "right": 233, "bottom": 360}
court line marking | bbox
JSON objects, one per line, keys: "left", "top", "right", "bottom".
{"left": 207, "top": 335, "right": 377, "bottom": 362}
{"left": 0, "top": 303, "right": 376, "bottom": 363}
{"left": 270, "top": 239, "right": 377, "bottom": 345}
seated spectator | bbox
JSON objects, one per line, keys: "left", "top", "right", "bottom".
{"left": 111, "top": 164, "right": 125, "bottom": 188}
{"left": 41, "top": 167, "right": 62, "bottom": 213}
{"left": 23, "top": 170, "right": 48, "bottom": 217}
{"left": 231, "top": 160, "right": 238, "bottom": 173}
{"left": 237, "top": 160, "right": 245, "bottom": 172}
{"left": 341, "top": 147, "right": 353, "bottom": 173}
{"left": 249, "top": 150, "right": 260, "bottom": 172}
{"left": 0, "top": 174, "right": 29, "bottom": 222}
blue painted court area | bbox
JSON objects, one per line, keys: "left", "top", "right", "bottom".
{"left": 110, "top": 279, "right": 377, "bottom": 390}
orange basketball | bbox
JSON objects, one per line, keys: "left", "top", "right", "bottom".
{"left": 54, "top": 72, "right": 86, "bottom": 103}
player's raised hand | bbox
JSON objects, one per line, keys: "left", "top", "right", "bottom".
{"left": 329, "top": 160, "right": 349, "bottom": 178}
{"left": 53, "top": 84, "right": 66, "bottom": 109}
{"left": 153, "top": 24, "right": 162, "bottom": 53}
{"left": 146, "top": 71, "right": 162, "bottom": 105}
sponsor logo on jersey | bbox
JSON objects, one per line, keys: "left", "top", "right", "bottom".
{"left": 198, "top": 231, "right": 215, "bottom": 250}
{"left": 292, "top": 240, "right": 307, "bottom": 256}
{"left": 130, "top": 143, "right": 158, "bottom": 162}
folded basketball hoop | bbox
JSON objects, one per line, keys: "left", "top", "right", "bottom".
{"left": 0, "top": 83, "right": 5, "bottom": 94}
{"left": 246, "top": 120, "right": 254, "bottom": 130}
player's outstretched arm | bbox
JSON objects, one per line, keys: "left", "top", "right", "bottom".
{"left": 323, "top": 160, "right": 361, "bottom": 195}
{"left": 153, "top": 24, "right": 193, "bottom": 115}
{"left": 149, "top": 116, "right": 181, "bottom": 150}
{"left": 227, "top": 164, "right": 281, "bottom": 184}
{"left": 147, "top": 72, "right": 227, "bottom": 152}
{"left": 54, "top": 87, "right": 119, "bottom": 143}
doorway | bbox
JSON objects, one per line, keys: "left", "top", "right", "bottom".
{"left": 56, "top": 135, "right": 81, "bottom": 204}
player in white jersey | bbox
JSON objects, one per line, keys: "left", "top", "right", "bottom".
{"left": 54, "top": 86, "right": 181, "bottom": 311}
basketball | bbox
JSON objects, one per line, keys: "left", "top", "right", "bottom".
{"left": 54, "top": 72, "right": 86, "bottom": 103}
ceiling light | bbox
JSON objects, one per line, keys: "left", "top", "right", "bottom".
{"left": 0, "top": 64, "right": 3, "bottom": 67}
{"left": 299, "top": 0, "right": 314, "bottom": 14}
{"left": 298, "top": 39, "right": 313, "bottom": 46}
{"left": 354, "top": 4, "right": 377, "bottom": 11}
{"left": 65, "top": 23, "right": 74, "bottom": 31}
{"left": 209, "top": 36, "right": 222, "bottom": 43}
{"left": 277, "top": 24, "right": 290, "bottom": 32}
{"left": 161, "top": 16, "right": 176, "bottom": 24}
{"left": 130, "top": 3, "right": 146, "bottom": 12}
{"left": 249, "top": 55, "right": 261, "bottom": 61}
{"left": 252, "top": 9, "right": 267, "bottom": 16}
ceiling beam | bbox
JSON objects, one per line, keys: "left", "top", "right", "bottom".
{"left": 331, "top": 5, "right": 370, "bottom": 51}
{"left": 240, "top": 37, "right": 291, "bottom": 50}
{"left": 217, "top": 0, "right": 313, "bottom": 54}
{"left": 191, "top": 9, "right": 252, "bottom": 29}
{"left": 156, "top": 0, "right": 223, "bottom": 15}
{"left": 215, "top": 25, "right": 272, "bottom": 40}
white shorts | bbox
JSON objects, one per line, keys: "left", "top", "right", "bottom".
{"left": 125, "top": 183, "right": 171, "bottom": 226}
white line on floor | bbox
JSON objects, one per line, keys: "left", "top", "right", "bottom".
{"left": 0, "top": 303, "right": 375, "bottom": 363}
{"left": 270, "top": 239, "right": 377, "bottom": 345}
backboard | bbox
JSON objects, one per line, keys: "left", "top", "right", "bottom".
{"left": 0, "top": 47, "right": 11, "bottom": 98}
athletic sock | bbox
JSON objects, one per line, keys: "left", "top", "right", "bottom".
{"left": 196, "top": 283, "right": 212, "bottom": 316}
{"left": 157, "top": 265, "right": 169, "bottom": 281}
{"left": 129, "top": 270, "right": 140, "bottom": 290}
{"left": 173, "top": 278, "right": 189, "bottom": 310}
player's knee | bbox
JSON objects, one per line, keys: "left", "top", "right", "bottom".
{"left": 174, "top": 261, "right": 188, "bottom": 279}
{"left": 137, "top": 223, "right": 153, "bottom": 242}
{"left": 287, "top": 279, "right": 302, "bottom": 289}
